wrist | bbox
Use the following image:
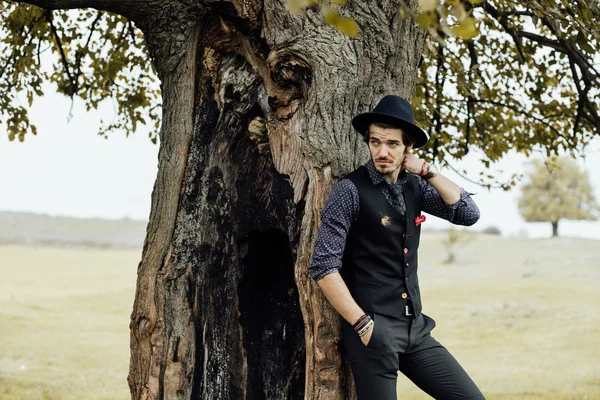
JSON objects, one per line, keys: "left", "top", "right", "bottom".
{"left": 422, "top": 164, "right": 439, "bottom": 180}
{"left": 419, "top": 160, "right": 427, "bottom": 176}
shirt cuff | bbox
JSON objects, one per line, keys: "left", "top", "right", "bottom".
{"left": 312, "top": 266, "right": 341, "bottom": 282}
{"left": 446, "top": 188, "right": 475, "bottom": 210}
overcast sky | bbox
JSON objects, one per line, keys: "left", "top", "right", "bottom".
{"left": 1, "top": 85, "right": 599, "bottom": 240}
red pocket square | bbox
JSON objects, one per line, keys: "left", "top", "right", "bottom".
{"left": 415, "top": 215, "right": 426, "bottom": 226}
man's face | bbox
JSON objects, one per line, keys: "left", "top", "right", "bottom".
{"left": 368, "top": 125, "right": 412, "bottom": 179}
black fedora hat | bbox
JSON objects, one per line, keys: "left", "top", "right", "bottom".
{"left": 352, "top": 95, "right": 429, "bottom": 148}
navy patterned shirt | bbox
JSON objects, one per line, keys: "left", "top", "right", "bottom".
{"left": 309, "top": 160, "right": 480, "bottom": 281}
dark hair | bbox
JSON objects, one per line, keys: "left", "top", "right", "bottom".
{"left": 363, "top": 122, "right": 416, "bottom": 147}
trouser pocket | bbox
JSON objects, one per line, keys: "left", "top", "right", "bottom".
{"left": 366, "top": 312, "right": 384, "bottom": 350}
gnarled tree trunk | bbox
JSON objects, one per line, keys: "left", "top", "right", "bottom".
{"left": 127, "top": 0, "right": 426, "bottom": 398}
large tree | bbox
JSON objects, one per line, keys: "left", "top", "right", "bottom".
{"left": 518, "top": 156, "right": 599, "bottom": 237}
{"left": 1, "top": 0, "right": 599, "bottom": 398}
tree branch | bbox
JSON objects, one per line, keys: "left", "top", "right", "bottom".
{"left": 444, "top": 162, "right": 507, "bottom": 189}
{"left": 539, "top": 16, "right": 599, "bottom": 82}
{"left": 431, "top": 45, "right": 446, "bottom": 160}
{"left": 517, "top": 30, "right": 564, "bottom": 53}
{"left": 466, "top": 40, "right": 490, "bottom": 91}
{"left": 515, "top": 27, "right": 599, "bottom": 89}
{"left": 47, "top": 10, "right": 75, "bottom": 93}
{"left": 497, "top": 10, "right": 534, "bottom": 17}
{"left": 464, "top": 41, "right": 481, "bottom": 155}
{"left": 465, "top": 97, "right": 471, "bottom": 155}
{"left": 569, "top": 58, "right": 600, "bottom": 134}
{"left": 16, "top": 0, "right": 112, "bottom": 8}
{"left": 127, "top": 20, "right": 137, "bottom": 42}
{"left": 17, "top": 0, "right": 135, "bottom": 12}
{"left": 72, "top": 10, "right": 103, "bottom": 93}
{"left": 469, "top": 99, "right": 565, "bottom": 139}
{"left": 484, "top": 2, "right": 526, "bottom": 60}
{"left": 15, "top": 0, "right": 154, "bottom": 23}
{"left": 484, "top": 3, "right": 600, "bottom": 138}
{"left": 37, "top": 36, "right": 42, "bottom": 65}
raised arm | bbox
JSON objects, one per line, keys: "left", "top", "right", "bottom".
{"left": 403, "top": 153, "right": 480, "bottom": 226}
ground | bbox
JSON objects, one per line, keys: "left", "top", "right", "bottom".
{"left": 0, "top": 225, "right": 598, "bottom": 399}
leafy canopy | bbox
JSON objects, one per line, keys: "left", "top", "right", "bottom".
{"left": 0, "top": 3, "right": 160, "bottom": 142}
{"left": 1, "top": 0, "right": 599, "bottom": 189}
{"left": 518, "top": 156, "right": 599, "bottom": 224}
{"left": 412, "top": 0, "right": 600, "bottom": 189}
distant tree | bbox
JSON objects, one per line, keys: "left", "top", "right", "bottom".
{"left": 481, "top": 226, "right": 501, "bottom": 235}
{"left": 442, "top": 226, "right": 475, "bottom": 264}
{"left": 518, "top": 156, "right": 599, "bottom": 237}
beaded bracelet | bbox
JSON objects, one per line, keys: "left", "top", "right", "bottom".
{"left": 352, "top": 314, "right": 369, "bottom": 330}
{"left": 357, "top": 320, "right": 374, "bottom": 337}
{"left": 352, "top": 314, "right": 373, "bottom": 337}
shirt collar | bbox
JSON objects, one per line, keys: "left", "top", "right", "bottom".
{"left": 365, "top": 159, "right": 408, "bottom": 187}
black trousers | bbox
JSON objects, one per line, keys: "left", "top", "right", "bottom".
{"left": 342, "top": 312, "right": 485, "bottom": 400}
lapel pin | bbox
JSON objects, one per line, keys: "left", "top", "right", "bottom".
{"left": 381, "top": 215, "right": 391, "bottom": 227}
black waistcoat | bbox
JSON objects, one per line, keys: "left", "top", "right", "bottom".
{"left": 341, "top": 166, "right": 424, "bottom": 318}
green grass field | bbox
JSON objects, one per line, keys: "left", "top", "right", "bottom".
{"left": 1, "top": 232, "right": 599, "bottom": 399}
{"left": 0, "top": 245, "right": 139, "bottom": 400}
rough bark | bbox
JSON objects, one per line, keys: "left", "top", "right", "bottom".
{"left": 127, "top": 3, "right": 207, "bottom": 399}
{"left": 552, "top": 221, "right": 559, "bottom": 237}
{"left": 40, "top": 0, "right": 428, "bottom": 398}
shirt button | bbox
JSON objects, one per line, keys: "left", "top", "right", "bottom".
{"left": 404, "top": 248, "right": 408, "bottom": 254}
{"left": 406, "top": 262, "right": 409, "bottom": 267}
{"left": 402, "top": 293, "right": 408, "bottom": 299}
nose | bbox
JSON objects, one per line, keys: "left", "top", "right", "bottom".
{"left": 378, "top": 144, "right": 389, "bottom": 158}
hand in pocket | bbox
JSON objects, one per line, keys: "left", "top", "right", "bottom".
{"left": 360, "top": 324, "right": 374, "bottom": 347}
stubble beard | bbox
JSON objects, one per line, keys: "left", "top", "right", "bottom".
{"left": 374, "top": 157, "right": 403, "bottom": 178}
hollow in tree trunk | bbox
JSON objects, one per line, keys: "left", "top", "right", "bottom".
{"left": 127, "top": 0, "right": 426, "bottom": 398}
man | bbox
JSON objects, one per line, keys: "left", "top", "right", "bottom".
{"left": 309, "top": 95, "right": 484, "bottom": 399}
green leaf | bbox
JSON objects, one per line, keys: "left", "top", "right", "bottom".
{"left": 416, "top": 11, "right": 438, "bottom": 28}
{"left": 576, "top": 32, "right": 595, "bottom": 54}
{"left": 336, "top": 17, "right": 359, "bottom": 37}
{"left": 418, "top": 0, "right": 439, "bottom": 12}
{"left": 451, "top": 17, "right": 479, "bottom": 39}
{"left": 288, "top": 0, "right": 313, "bottom": 14}
{"left": 321, "top": 5, "right": 340, "bottom": 26}
{"left": 449, "top": 2, "right": 469, "bottom": 23}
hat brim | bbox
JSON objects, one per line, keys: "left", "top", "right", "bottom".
{"left": 352, "top": 112, "right": 429, "bottom": 149}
